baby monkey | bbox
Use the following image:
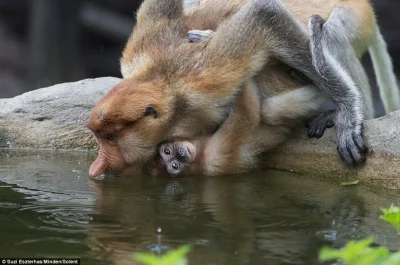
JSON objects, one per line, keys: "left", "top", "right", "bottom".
{"left": 158, "top": 141, "right": 197, "bottom": 177}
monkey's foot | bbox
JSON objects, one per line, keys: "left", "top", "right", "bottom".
{"left": 188, "top": 30, "right": 214, "bottom": 42}
{"left": 335, "top": 122, "right": 366, "bottom": 165}
{"left": 306, "top": 110, "right": 335, "bottom": 138}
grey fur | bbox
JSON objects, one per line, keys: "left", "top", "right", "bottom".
{"left": 308, "top": 13, "right": 368, "bottom": 164}
{"left": 315, "top": 7, "right": 374, "bottom": 119}
{"left": 255, "top": 1, "right": 368, "bottom": 165}
{"left": 309, "top": 15, "right": 327, "bottom": 78}
{"left": 187, "top": 0, "right": 368, "bottom": 165}
{"left": 231, "top": 0, "right": 368, "bottom": 165}
{"left": 188, "top": 30, "right": 214, "bottom": 42}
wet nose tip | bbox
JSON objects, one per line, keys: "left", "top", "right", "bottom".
{"left": 89, "top": 167, "right": 99, "bottom": 177}
{"left": 89, "top": 159, "right": 107, "bottom": 177}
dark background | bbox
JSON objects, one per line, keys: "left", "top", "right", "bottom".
{"left": 0, "top": 0, "right": 399, "bottom": 116}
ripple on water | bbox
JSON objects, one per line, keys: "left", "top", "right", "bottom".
{"left": 0, "top": 202, "right": 21, "bottom": 209}
{"left": 12, "top": 203, "right": 93, "bottom": 234}
{"left": 14, "top": 237, "right": 83, "bottom": 247}
{"left": 7, "top": 185, "right": 94, "bottom": 235}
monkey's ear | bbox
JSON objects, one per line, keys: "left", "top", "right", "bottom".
{"left": 145, "top": 105, "right": 158, "bottom": 118}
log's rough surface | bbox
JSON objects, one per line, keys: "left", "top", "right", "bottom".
{"left": 264, "top": 111, "right": 400, "bottom": 189}
{"left": 0, "top": 77, "right": 120, "bottom": 150}
{"left": 0, "top": 77, "right": 399, "bottom": 187}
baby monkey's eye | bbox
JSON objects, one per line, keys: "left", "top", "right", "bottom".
{"left": 163, "top": 146, "right": 171, "bottom": 156}
{"left": 171, "top": 161, "right": 179, "bottom": 171}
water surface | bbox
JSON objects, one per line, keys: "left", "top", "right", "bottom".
{"left": 0, "top": 150, "right": 399, "bottom": 265}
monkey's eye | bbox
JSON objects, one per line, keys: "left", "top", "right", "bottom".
{"left": 94, "top": 134, "right": 99, "bottom": 139}
{"left": 106, "top": 133, "right": 117, "bottom": 142}
{"left": 163, "top": 146, "right": 171, "bottom": 156}
{"left": 171, "top": 161, "right": 179, "bottom": 171}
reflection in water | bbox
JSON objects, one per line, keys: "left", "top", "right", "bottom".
{"left": 0, "top": 150, "right": 399, "bottom": 265}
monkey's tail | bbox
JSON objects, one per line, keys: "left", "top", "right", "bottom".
{"left": 368, "top": 26, "right": 400, "bottom": 114}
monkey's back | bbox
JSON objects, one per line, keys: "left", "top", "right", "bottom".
{"left": 184, "top": 0, "right": 375, "bottom": 57}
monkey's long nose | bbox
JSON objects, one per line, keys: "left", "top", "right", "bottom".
{"left": 89, "top": 157, "right": 108, "bottom": 177}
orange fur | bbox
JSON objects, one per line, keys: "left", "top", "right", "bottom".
{"left": 88, "top": 0, "right": 377, "bottom": 177}
{"left": 156, "top": 66, "right": 317, "bottom": 177}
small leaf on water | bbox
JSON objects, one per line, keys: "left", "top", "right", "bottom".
{"left": 340, "top": 180, "right": 359, "bottom": 186}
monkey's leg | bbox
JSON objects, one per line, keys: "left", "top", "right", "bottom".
{"left": 309, "top": 5, "right": 374, "bottom": 119}
{"left": 305, "top": 110, "right": 335, "bottom": 139}
{"left": 203, "top": 80, "right": 262, "bottom": 176}
{"left": 242, "top": 86, "right": 328, "bottom": 168}
{"left": 251, "top": 0, "right": 368, "bottom": 165}
{"left": 262, "top": 86, "right": 326, "bottom": 126}
{"left": 308, "top": 14, "right": 367, "bottom": 164}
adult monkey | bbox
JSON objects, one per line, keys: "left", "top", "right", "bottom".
{"left": 87, "top": 0, "right": 397, "bottom": 177}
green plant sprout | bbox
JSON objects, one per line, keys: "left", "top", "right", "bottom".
{"left": 380, "top": 204, "right": 400, "bottom": 235}
{"left": 319, "top": 204, "right": 400, "bottom": 265}
{"left": 318, "top": 238, "right": 400, "bottom": 265}
{"left": 133, "top": 245, "right": 192, "bottom": 265}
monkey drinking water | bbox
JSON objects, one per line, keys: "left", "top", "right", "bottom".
{"left": 87, "top": 0, "right": 399, "bottom": 177}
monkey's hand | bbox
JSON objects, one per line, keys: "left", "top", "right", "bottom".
{"left": 306, "top": 109, "right": 366, "bottom": 165}
{"left": 306, "top": 110, "right": 335, "bottom": 138}
{"left": 188, "top": 30, "right": 214, "bottom": 42}
{"left": 334, "top": 110, "right": 366, "bottom": 165}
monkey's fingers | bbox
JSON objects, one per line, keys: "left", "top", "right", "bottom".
{"left": 336, "top": 126, "right": 367, "bottom": 165}
{"left": 306, "top": 110, "right": 335, "bottom": 138}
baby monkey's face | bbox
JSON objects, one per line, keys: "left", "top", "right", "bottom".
{"left": 158, "top": 141, "right": 197, "bottom": 176}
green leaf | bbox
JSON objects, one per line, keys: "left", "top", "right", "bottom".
{"left": 355, "top": 246, "right": 389, "bottom": 265}
{"left": 133, "top": 245, "right": 191, "bottom": 265}
{"left": 379, "top": 252, "right": 400, "bottom": 265}
{"left": 379, "top": 204, "right": 400, "bottom": 233}
{"left": 340, "top": 180, "right": 359, "bottom": 186}
{"left": 133, "top": 253, "right": 161, "bottom": 265}
{"left": 319, "top": 247, "right": 343, "bottom": 261}
{"left": 163, "top": 245, "right": 191, "bottom": 265}
{"left": 318, "top": 238, "right": 375, "bottom": 264}
{"left": 319, "top": 204, "right": 400, "bottom": 265}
